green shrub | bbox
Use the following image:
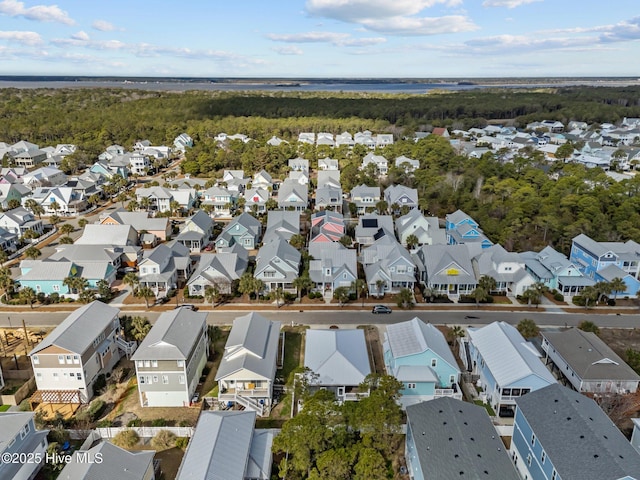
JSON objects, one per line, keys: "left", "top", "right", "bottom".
{"left": 96, "top": 419, "right": 112, "bottom": 428}
{"left": 151, "top": 430, "right": 176, "bottom": 450}
{"left": 179, "top": 420, "right": 192, "bottom": 427}
{"left": 151, "top": 418, "right": 167, "bottom": 427}
{"left": 112, "top": 429, "right": 139, "bottom": 449}
{"left": 572, "top": 295, "right": 586, "bottom": 306}
{"left": 86, "top": 399, "right": 105, "bottom": 421}
{"left": 175, "top": 437, "right": 189, "bottom": 449}
{"left": 553, "top": 292, "right": 564, "bottom": 301}
{"left": 92, "top": 374, "right": 106, "bottom": 397}
{"left": 127, "top": 419, "right": 142, "bottom": 427}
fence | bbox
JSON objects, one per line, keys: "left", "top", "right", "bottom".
{"left": 1, "top": 377, "right": 36, "bottom": 406}
{"left": 95, "top": 426, "right": 195, "bottom": 439}
{"left": 7, "top": 227, "right": 58, "bottom": 261}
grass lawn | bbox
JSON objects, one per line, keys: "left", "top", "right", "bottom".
{"left": 474, "top": 400, "right": 496, "bottom": 417}
{"left": 0, "top": 404, "right": 11, "bottom": 412}
{"left": 277, "top": 326, "right": 306, "bottom": 383}
{"left": 201, "top": 326, "right": 230, "bottom": 398}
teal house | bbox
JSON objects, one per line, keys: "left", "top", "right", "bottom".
{"left": 17, "top": 260, "right": 116, "bottom": 297}
{"left": 383, "top": 317, "right": 461, "bottom": 408}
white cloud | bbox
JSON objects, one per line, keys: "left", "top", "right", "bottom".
{"left": 482, "top": 0, "right": 542, "bottom": 8}
{"left": 0, "top": 0, "right": 74, "bottom": 25}
{"left": 267, "top": 31, "right": 386, "bottom": 47}
{"left": 362, "top": 15, "right": 477, "bottom": 35}
{"left": 306, "top": 0, "right": 461, "bottom": 22}
{"left": 92, "top": 20, "right": 118, "bottom": 32}
{"left": 0, "top": 30, "right": 42, "bottom": 45}
{"left": 273, "top": 45, "right": 304, "bottom": 55}
{"left": 70, "top": 30, "right": 89, "bottom": 41}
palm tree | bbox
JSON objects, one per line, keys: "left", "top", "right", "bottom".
{"left": 272, "top": 287, "right": 285, "bottom": 308}
{"left": 333, "top": 286, "right": 350, "bottom": 307}
{"left": 63, "top": 276, "right": 88, "bottom": 295}
{"left": 204, "top": 283, "right": 222, "bottom": 308}
{"left": 59, "top": 223, "right": 74, "bottom": 236}
{"left": 131, "top": 316, "right": 152, "bottom": 341}
{"left": 88, "top": 194, "right": 100, "bottom": 208}
{"left": 169, "top": 200, "right": 181, "bottom": 217}
{"left": 471, "top": 286, "right": 488, "bottom": 308}
{"left": 608, "top": 277, "right": 626, "bottom": 301}
{"left": 123, "top": 272, "right": 139, "bottom": 293}
{"left": 49, "top": 215, "right": 62, "bottom": 227}
{"left": 78, "top": 289, "right": 96, "bottom": 304}
{"left": 116, "top": 192, "right": 129, "bottom": 207}
{"left": 581, "top": 285, "right": 599, "bottom": 308}
{"left": 448, "top": 325, "right": 465, "bottom": 349}
{"left": 289, "top": 234, "right": 305, "bottom": 250}
{"left": 21, "top": 229, "right": 40, "bottom": 242}
{"left": 49, "top": 200, "right": 61, "bottom": 216}
{"left": 375, "top": 200, "right": 389, "bottom": 214}
{"left": 25, "top": 199, "right": 44, "bottom": 219}
{"left": 517, "top": 319, "right": 540, "bottom": 339}
{"left": 135, "top": 285, "right": 155, "bottom": 308}
{"left": 78, "top": 218, "right": 89, "bottom": 229}
{"left": 238, "top": 273, "right": 264, "bottom": 302}
{"left": 59, "top": 236, "right": 74, "bottom": 244}
{"left": 478, "top": 275, "right": 497, "bottom": 295}
{"left": 396, "top": 288, "right": 414, "bottom": 309}
{"left": 375, "top": 279, "right": 386, "bottom": 298}
{"left": 351, "top": 278, "right": 368, "bottom": 307}
{"left": 292, "top": 273, "right": 313, "bottom": 301}
{"left": 594, "top": 281, "right": 612, "bottom": 304}
{"left": 24, "top": 246, "right": 41, "bottom": 260}
{"left": 521, "top": 285, "right": 542, "bottom": 307}
{"left": 139, "top": 196, "right": 151, "bottom": 212}
{"left": 577, "top": 320, "right": 599, "bottom": 334}
{"left": 126, "top": 200, "right": 139, "bottom": 212}
{"left": 19, "top": 287, "right": 37, "bottom": 309}
{"left": 405, "top": 234, "right": 419, "bottom": 251}
{"left": 0, "top": 267, "right": 15, "bottom": 303}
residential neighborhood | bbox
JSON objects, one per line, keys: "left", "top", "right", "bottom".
{"left": 1, "top": 119, "right": 640, "bottom": 480}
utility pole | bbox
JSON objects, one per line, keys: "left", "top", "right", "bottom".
{"left": 22, "top": 319, "right": 31, "bottom": 347}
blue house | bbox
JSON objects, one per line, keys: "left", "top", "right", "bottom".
{"left": 511, "top": 384, "right": 640, "bottom": 480}
{"left": 463, "top": 321, "right": 556, "bottom": 417}
{"left": 0, "top": 412, "right": 49, "bottom": 480}
{"left": 570, "top": 233, "right": 640, "bottom": 296}
{"left": 445, "top": 209, "right": 493, "bottom": 249}
{"left": 17, "top": 260, "right": 116, "bottom": 297}
{"left": 384, "top": 317, "right": 461, "bottom": 408}
{"left": 406, "top": 398, "right": 519, "bottom": 480}
{"left": 520, "top": 246, "right": 594, "bottom": 297}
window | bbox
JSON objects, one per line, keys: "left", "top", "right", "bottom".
{"left": 178, "top": 375, "right": 185, "bottom": 384}
{"left": 77, "top": 373, "right": 82, "bottom": 380}
{"left": 162, "top": 375, "right": 169, "bottom": 384}
{"left": 431, "top": 359, "right": 437, "bottom": 367}
{"left": 527, "top": 454, "right": 532, "bottom": 467}
{"left": 139, "top": 376, "right": 145, "bottom": 384}
{"left": 33, "top": 355, "right": 39, "bottom": 365}
{"left": 144, "top": 360, "right": 151, "bottom": 368}
{"left": 151, "top": 360, "right": 158, "bottom": 368}
{"left": 449, "top": 375, "right": 456, "bottom": 384}
{"left": 66, "top": 355, "right": 72, "bottom": 364}
{"left": 69, "top": 372, "right": 74, "bottom": 377}
{"left": 407, "top": 383, "right": 416, "bottom": 389}
{"left": 36, "top": 372, "right": 42, "bottom": 378}
{"left": 73, "top": 355, "right": 79, "bottom": 364}
{"left": 58, "top": 355, "right": 65, "bottom": 364}
{"left": 551, "top": 470, "right": 557, "bottom": 480}
{"left": 53, "top": 373, "right": 59, "bottom": 381}
{"left": 541, "top": 451, "right": 546, "bottom": 464}
{"left": 177, "top": 360, "right": 185, "bottom": 368}
{"left": 137, "top": 361, "right": 144, "bottom": 368}
{"left": 503, "top": 388, "right": 511, "bottom": 396}
{"left": 153, "top": 376, "right": 159, "bottom": 383}
{"left": 521, "top": 388, "right": 530, "bottom": 395}
{"left": 531, "top": 433, "right": 536, "bottom": 446}
{"left": 512, "top": 388, "right": 521, "bottom": 396}
{"left": 20, "top": 424, "right": 30, "bottom": 439}
{"left": 52, "top": 284, "right": 60, "bottom": 292}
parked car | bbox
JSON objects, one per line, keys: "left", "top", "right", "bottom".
{"left": 204, "top": 243, "right": 215, "bottom": 251}
{"left": 175, "top": 304, "right": 198, "bottom": 311}
{"left": 372, "top": 305, "right": 392, "bottom": 314}
{"left": 191, "top": 393, "right": 200, "bottom": 404}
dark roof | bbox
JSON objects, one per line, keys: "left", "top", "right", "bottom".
{"left": 406, "top": 398, "right": 519, "bottom": 479}
{"left": 515, "top": 384, "right": 640, "bottom": 479}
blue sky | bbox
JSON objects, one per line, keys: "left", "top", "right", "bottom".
{"left": 1, "top": 0, "right": 639, "bottom": 77}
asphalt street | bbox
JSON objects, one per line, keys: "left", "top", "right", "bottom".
{"left": 2, "top": 309, "right": 640, "bottom": 329}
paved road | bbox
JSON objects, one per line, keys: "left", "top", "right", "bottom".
{"left": 3, "top": 309, "right": 640, "bottom": 329}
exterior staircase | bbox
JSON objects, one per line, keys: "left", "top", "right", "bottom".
{"left": 116, "top": 336, "right": 137, "bottom": 359}
{"left": 234, "top": 393, "right": 266, "bottom": 417}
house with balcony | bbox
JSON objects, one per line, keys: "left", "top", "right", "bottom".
{"left": 304, "top": 329, "right": 371, "bottom": 403}
{"left": 201, "top": 185, "right": 236, "bottom": 216}
{"left": 22, "top": 166, "right": 67, "bottom": 190}
{"left": 511, "top": 384, "right": 640, "bottom": 480}
{"left": 135, "top": 186, "right": 173, "bottom": 213}
{"left": 445, "top": 209, "right": 493, "bottom": 249}
{"left": 264, "top": 210, "right": 300, "bottom": 243}
{"left": 310, "top": 210, "right": 345, "bottom": 244}
{"left": 0, "top": 412, "right": 49, "bottom": 480}
{"left": 100, "top": 209, "right": 171, "bottom": 242}
{"left": 520, "top": 245, "right": 595, "bottom": 297}
{"left": 462, "top": 321, "right": 557, "bottom": 417}
{"left": 395, "top": 208, "right": 445, "bottom": 248}
{"left": 138, "top": 242, "right": 192, "bottom": 297}
{"left": 29, "top": 302, "right": 133, "bottom": 404}
{"left": 318, "top": 158, "right": 339, "bottom": 170}
{"left": 362, "top": 235, "right": 416, "bottom": 296}
{"left": 252, "top": 170, "right": 274, "bottom": 191}
{"left": 0, "top": 227, "right": 18, "bottom": 254}
{"left": 176, "top": 411, "right": 275, "bottom": 480}
{"left": 221, "top": 169, "right": 249, "bottom": 193}
{"left": 216, "top": 212, "right": 262, "bottom": 250}
{"left": 472, "top": 244, "right": 536, "bottom": 296}
{"left": 0, "top": 206, "right": 44, "bottom": 237}
{"left": 243, "top": 187, "right": 269, "bottom": 214}
{"left": 0, "top": 183, "right": 30, "bottom": 210}
{"left": 414, "top": 244, "right": 479, "bottom": 298}
{"left": 309, "top": 242, "right": 357, "bottom": 298}
{"left": 59, "top": 442, "right": 156, "bottom": 480}
{"left": 315, "top": 172, "right": 343, "bottom": 212}
{"left": 383, "top": 185, "right": 418, "bottom": 213}
{"left": 187, "top": 243, "right": 248, "bottom": 296}
{"left": 132, "top": 308, "right": 208, "bottom": 407}
{"left": 215, "top": 313, "right": 282, "bottom": 416}
{"left": 288, "top": 169, "right": 308, "bottom": 185}
{"left": 277, "top": 179, "right": 308, "bottom": 211}
{"left": 394, "top": 155, "right": 420, "bottom": 172}
{"left": 254, "top": 237, "right": 300, "bottom": 294}
{"left": 174, "top": 132, "right": 193, "bottom": 152}
{"left": 570, "top": 233, "right": 640, "bottom": 296}
{"left": 175, "top": 210, "right": 214, "bottom": 251}
{"left": 361, "top": 152, "right": 388, "bottom": 175}
{"left": 384, "top": 317, "right": 461, "bottom": 408}
{"left": 354, "top": 214, "right": 394, "bottom": 247}
{"left": 288, "top": 157, "right": 308, "bottom": 172}
{"left": 350, "top": 184, "right": 381, "bottom": 215}
{"left": 405, "top": 398, "right": 519, "bottom": 480}
{"left": 541, "top": 328, "right": 640, "bottom": 394}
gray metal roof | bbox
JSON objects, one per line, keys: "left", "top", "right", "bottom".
{"left": 468, "top": 321, "right": 556, "bottom": 387}
{"left": 394, "top": 364, "right": 438, "bottom": 382}
{"left": 30, "top": 301, "right": 119, "bottom": 356}
{"left": 215, "top": 313, "right": 281, "bottom": 381}
{"left": 176, "top": 411, "right": 255, "bottom": 480}
{"left": 515, "top": 384, "right": 640, "bottom": 480}
{"left": 77, "top": 224, "right": 135, "bottom": 246}
{"left": 304, "top": 329, "right": 371, "bottom": 386}
{"left": 132, "top": 308, "right": 207, "bottom": 361}
{"left": 406, "top": 397, "right": 519, "bottom": 479}
{"left": 58, "top": 442, "right": 155, "bottom": 480}
{"left": 386, "top": 318, "right": 459, "bottom": 371}
{"left": 542, "top": 328, "right": 640, "bottom": 382}
{"left": 0, "top": 412, "right": 37, "bottom": 446}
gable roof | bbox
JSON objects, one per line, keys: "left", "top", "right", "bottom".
{"left": 542, "top": 328, "right": 640, "bottom": 382}
{"left": 30, "top": 301, "right": 119, "bottom": 356}
{"left": 132, "top": 308, "right": 207, "bottom": 361}
{"left": 468, "top": 321, "right": 556, "bottom": 386}
{"left": 516, "top": 384, "right": 640, "bottom": 480}
{"left": 77, "top": 224, "right": 136, "bottom": 246}
{"left": 58, "top": 442, "right": 154, "bottom": 480}
{"left": 406, "top": 397, "right": 519, "bottom": 479}
{"left": 386, "top": 317, "right": 458, "bottom": 370}
{"left": 304, "top": 329, "right": 371, "bottom": 386}
{"left": 215, "top": 313, "right": 281, "bottom": 381}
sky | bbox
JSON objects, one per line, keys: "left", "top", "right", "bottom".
{"left": 1, "top": 0, "right": 640, "bottom": 78}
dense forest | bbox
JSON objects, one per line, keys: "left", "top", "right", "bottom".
{"left": 1, "top": 86, "right": 640, "bottom": 252}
